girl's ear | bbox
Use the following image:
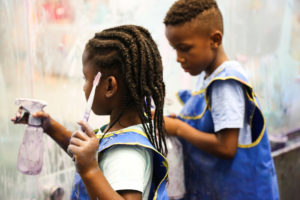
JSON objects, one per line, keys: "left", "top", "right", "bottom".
{"left": 105, "top": 76, "right": 118, "bottom": 98}
{"left": 210, "top": 30, "right": 223, "bottom": 48}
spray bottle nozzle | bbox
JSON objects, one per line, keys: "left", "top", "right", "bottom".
{"left": 15, "top": 98, "right": 47, "bottom": 126}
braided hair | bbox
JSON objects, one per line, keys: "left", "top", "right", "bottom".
{"left": 84, "top": 25, "right": 167, "bottom": 155}
{"left": 164, "top": 0, "right": 223, "bottom": 34}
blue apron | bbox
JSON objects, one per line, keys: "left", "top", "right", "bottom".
{"left": 70, "top": 127, "right": 169, "bottom": 200}
{"left": 177, "top": 67, "right": 279, "bottom": 200}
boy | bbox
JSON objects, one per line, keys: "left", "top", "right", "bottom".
{"left": 163, "top": 0, "right": 279, "bottom": 199}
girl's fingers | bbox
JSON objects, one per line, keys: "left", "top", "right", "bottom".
{"left": 72, "top": 130, "right": 89, "bottom": 141}
{"left": 77, "top": 120, "right": 95, "bottom": 138}
{"left": 32, "top": 111, "right": 49, "bottom": 118}
{"left": 11, "top": 108, "right": 29, "bottom": 124}
{"left": 67, "top": 144, "right": 80, "bottom": 158}
{"left": 69, "top": 137, "right": 84, "bottom": 146}
{"left": 67, "top": 145, "right": 73, "bottom": 158}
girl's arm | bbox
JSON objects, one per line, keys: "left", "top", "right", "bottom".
{"left": 12, "top": 110, "right": 73, "bottom": 154}
{"left": 165, "top": 116, "right": 239, "bottom": 159}
{"left": 68, "top": 121, "right": 142, "bottom": 200}
{"left": 80, "top": 168, "right": 142, "bottom": 200}
{"left": 34, "top": 111, "right": 73, "bottom": 154}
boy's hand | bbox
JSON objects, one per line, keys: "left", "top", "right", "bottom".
{"left": 164, "top": 116, "right": 181, "bottom": 137}
{"left": 151, "top": 109, "right": 180, "bottom": 136}
{"left": 68, "top": 120, "right": 99, "bottom": 175}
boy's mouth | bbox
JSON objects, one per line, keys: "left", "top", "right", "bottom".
{"left": 182, "top": 67, "right": 190, "bottom": 72}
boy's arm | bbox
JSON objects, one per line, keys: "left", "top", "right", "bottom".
{"left": 165, "top": 117, "right": 238, "bottom": 159}
{"left": 166, "top": 79, "right": 247, "bottom": 159}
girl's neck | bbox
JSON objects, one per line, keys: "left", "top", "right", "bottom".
{"left": 107, "top": 106, "right": 141, "bottom": 132}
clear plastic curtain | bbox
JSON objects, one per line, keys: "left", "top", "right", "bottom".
{"left": 0, "top": 0, "right": 299, "bottom": 199}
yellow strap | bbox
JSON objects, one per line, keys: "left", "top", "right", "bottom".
{"left": 96, "top": 128, "right": 148, "bottom": 139}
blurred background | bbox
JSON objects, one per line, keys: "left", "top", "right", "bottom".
{"left": 0, "top": 0, "right": 299, "bottom": 199}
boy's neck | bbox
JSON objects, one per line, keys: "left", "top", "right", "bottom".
{"left": 205, "top": 45, "right": 229, "bottom": 77}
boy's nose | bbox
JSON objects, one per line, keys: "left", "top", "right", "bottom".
{"left": 176, "top": 51, "right": 185, "bottom": 63}
{"left": 177, "top": 56, "right": 185, "bottom": 63}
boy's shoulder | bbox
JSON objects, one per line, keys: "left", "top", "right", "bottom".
{"left": 195, "top": 60, "right": 248, "bottom": 91}
{"left": 219, "top": 61, "right": 248, "bottom": 80}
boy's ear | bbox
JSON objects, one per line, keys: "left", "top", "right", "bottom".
{"left": 105, "top": 76, "right": 118, "bottom": 98}
{"left": 210, "top": 30, "right": 223, "bottom": 48}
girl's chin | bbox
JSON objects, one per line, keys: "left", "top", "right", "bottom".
{"left": 93, "top": 110, "right": 109, "bottom": 116}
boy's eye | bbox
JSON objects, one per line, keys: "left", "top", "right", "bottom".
{"left": 176, "top": 45, "right": 191, "bottom": 52}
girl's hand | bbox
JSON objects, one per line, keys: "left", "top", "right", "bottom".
{"left": 11, "top": 107, "right": 29, "bottom": 124}
{"left": 68, "top": 120, "right": 99, "bottom": 175}
{"left": 32, "top": 111, "right": 52, "bottom": 132}
{"left": 11, "top": 107, "right": 52, "bottom": 131}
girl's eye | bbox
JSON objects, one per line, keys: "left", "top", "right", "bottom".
{"left": 83, "top": 76, "right": 87, "bottom": 81}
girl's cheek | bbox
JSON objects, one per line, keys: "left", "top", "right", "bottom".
{"left": 83, "top": 83, "right": 89, "bottom": 99}
{"left": 83, "top": 83, "right": 87, "bottom": 93}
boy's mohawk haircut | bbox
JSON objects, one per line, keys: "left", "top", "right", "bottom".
{"left": 164, "top": 0, "right": 218, "bottom": 25}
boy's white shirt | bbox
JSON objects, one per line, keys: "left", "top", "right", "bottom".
{"left": 194, "top": 61, "right": 252, "bottom": 145}
{"left": 97, "top": 124, "right": 153, "bottom": 200}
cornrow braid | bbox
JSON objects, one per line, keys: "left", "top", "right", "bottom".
{"left": 164, "top": 0, "right": 219, "bottom": 25}
{"left": 85, "top": 25, "right": 167, "bottom": 155}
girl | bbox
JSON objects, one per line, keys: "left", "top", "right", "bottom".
{"left": 12, "top": 25, "right": 169, "bottom": 200}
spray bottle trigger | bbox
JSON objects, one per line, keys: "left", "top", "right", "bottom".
{"left": 15, "top": 107, "right": 30, "bottom": 123}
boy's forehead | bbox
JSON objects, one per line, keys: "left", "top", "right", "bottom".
{"left": 166, "top": 13, "right": 214, "bottom": 37}
{"left": 166, "top": 22, "right": 204, "bottom": 41}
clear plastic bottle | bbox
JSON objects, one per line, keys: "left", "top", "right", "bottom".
{"left": 15, "top": 98, "right": 47, "bottom": 175}
{"left": 17, "top": 125, "right": 44, "bottom": 175}
{"left": 164, "top": 97, "right": 186, "bottom": 199}
{"left": 166, "top": 136, "right": 186, "bottom": 199}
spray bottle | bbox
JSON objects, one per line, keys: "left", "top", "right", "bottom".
{"left": 15, "top": 98, "right": 47, "bottom": 175}
{"left": 164, "top": 97, "right": 186, "bottom": 199}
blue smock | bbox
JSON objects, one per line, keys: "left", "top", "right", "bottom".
{"left": 70, "top": 127, "right": 169, "bottom": 200}
{"left": 177, "top": 67, "right": 279, "bottom": 200}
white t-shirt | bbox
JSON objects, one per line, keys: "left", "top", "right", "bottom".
{"left": 98, "top": 124, "right": 153, "bottom": 200}
{"left": 194, "top": 61, "right": 252, "bottom": 145}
